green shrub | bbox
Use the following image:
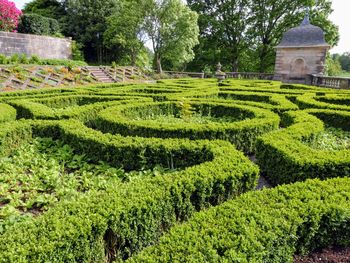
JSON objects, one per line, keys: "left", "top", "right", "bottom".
{"left": 0, "top": 54, "right": 9, "bottom": 64}
{"left": 8, "top": 95, "right": 153, "bottom": 122}
{"left": 296, "top": 93, "right": 350, "bottom": 111}
{"left": 9, "top": 54, "right": 20, "bottom": 64}
{"left": 71, "top": 40, "right": 85, "bottom": 61}
{"left": 256, "top": 109, "right": 350, "bottom": 185}
{"left": 0, "top": 104, "right": 17, "bottom": 123}
{"left": 0, "top": 78, "right": 350, "bottom": 262}
{"left": 129, "top": 178, "right": 350, "bottom": 263}
{"left": 0, "top": 119, "right": 259, "bottom": 262}
{"left": 17, "top": 14, "right": 61, "bottom": 36}
{"left": 28, "top": 55, "right": 40, "bottom": 64}
{"left": 93, "top": 101, "right": 280, "bottom": 153}
{"left": 0, "top": 54, "right": 87, "bottom": 67}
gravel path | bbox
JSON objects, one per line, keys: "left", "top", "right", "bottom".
{"left": 248, "top": 154, "right": 273, "bottom": 190}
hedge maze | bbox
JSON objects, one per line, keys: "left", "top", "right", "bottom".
{"left": 0, "top": 79, "right": 349, "bottom": 262}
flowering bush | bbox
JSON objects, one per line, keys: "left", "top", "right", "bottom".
{"left": 0, "top": 0, "right": 22, "bottom": 32}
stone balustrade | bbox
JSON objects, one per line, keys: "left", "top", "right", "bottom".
{"left": 310, "top": 74, "right": 350, "bottom": 89}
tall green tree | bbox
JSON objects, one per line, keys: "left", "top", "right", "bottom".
{"left": 187, "top": 0, "right": 250, "bottom": 72}
{"left": 142, "top": 0, "right": 199, "bottom": 72}
{"left": 63, "top": 0, "right": 119, "bottom": 62}
{"left": 326, "top": 54, "right": 342, "bottom": 76}
{"left": 334, "top": 52, "right": 350, "bottom": 72}
{"left": 106, "top": 0, "right": 199, "bottom": 72}
{"left": 104, "top": 0, "right": 146, "bottom": 66}
{"left": 23, "top": 0, "right": 66, "bottom": 19}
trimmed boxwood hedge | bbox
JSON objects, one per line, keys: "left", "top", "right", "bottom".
{"left": 0, "top": 78, "right": 350, "bottom": 262}
{"left": 218, "top": 91, "right": 299, "bottom": 112}
{"left": 0, "top": 119, "right": 259, "bottom": 262}
{"left": 93, "top": 101, "right": 280, "bottom": 153}
{"left": 296, "top": 93, "right": 350, "bottom": 111}
{"left": 8, "top": 95, "right": 153, "bottom": 121}
{"left": 0, "top": 103, "right": 16, "bottom": 123}
{"left": 256, "top": 109, "right": 350, "bottom": 185}
{"left": 128, "top": 177, "right": 350, "bottom": 263}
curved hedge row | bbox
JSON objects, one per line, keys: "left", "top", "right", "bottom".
{"left": 129, "top": 177, "right": 350, "bottom": 263}
{"left": 296, "top": 93, "right": 350, "bottom": 111}
{"left": 0, "top": 79, "right": 349, "bottom": 262}
{"left": 218, "top": 91, "right": 299, "bottom": 112}
{"left": 8, "top": 95, "right": 153, "bottom": 121}
{"left": 256, "top": 109, "right": 350, "bottom": 185}
{"left": 0, "top": 103, "right": 16, "bottom": 123}
{"left": 93, "top": 101, "right": 280, "bottom": 153}
{"left": 0, "top": 119, "right": 259, "bottom": 262}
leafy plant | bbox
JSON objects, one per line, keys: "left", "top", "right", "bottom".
{"left": 304, "top": 128, "right": 350, "bottom": 151}
{"left": 0, "top": 0, "right": 22, "bottom": 32}
{"left": 178, "top": 99, "right": 194, "bottom": 121}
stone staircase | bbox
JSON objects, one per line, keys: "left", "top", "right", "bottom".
{"left": 85, "top": 66, "right": 116, "bottom": 83}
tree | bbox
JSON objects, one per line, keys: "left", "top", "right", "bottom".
{"left": 23, "top": 0, "right": 66, "bottom": 20}
{"left": 188, "top": 0, "right": 339, "bottom": 73}
{"left": 335, "top": 52, "right": 350, "bottom": 72}
{"left": 104, "top": 0, "right": 146, "bottom": 66}
{"left": 63, "top": 0, "right": 119, "bottom": 62}
{"left": 106, "top": 0, "right": 199, "bottom": 72}
{"left": 187, "top": 0, "right": 250, "bottom": 72}
{"left": 247, "top": 0, "right": 339, "bottom": 73}
{"left": 0, "top": 0, "right": 22, "bottom": 32}
{"left": 326, "top": 54, "right": 342, "bottom": 76}
{"left": 142, "top": 0, "right": 199, "bottom": 73}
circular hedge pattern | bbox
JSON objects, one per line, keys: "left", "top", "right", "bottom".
{"left": 0, "top": 79, "right": 349, "bottom": 262}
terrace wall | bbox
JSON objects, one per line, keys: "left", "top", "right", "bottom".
{"left": 0, "top": 32, "right": 72, "bottom": 59}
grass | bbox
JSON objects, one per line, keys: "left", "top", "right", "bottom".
{"left": 303, "top": 128, "right": 350, "bottom": 151}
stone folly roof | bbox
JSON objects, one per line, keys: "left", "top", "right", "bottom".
{"left": 277, "top": 16, "right": 330, "bottom": 48}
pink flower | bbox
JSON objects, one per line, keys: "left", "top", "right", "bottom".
{"left": 0, "top": 0, "right": 22, "bottom": 32}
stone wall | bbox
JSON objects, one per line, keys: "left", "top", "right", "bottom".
{"left": 0, "top": 32, "right": 72, "bottom": 59}
{"left": 274, "top": 46, "right": 328, "bottom": 84}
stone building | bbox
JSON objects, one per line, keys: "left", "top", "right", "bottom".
{"left": 274, "top": 16, "right": 330, "bottom": 84}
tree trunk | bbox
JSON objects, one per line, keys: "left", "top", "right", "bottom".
{"left": 131, "top": 50, "right": 137, "bottom": 67}
{"left": 156, "top": 53, "right": 162, "bottom": 73}
{"left": 232, "top": 58, "right": 239, "bottom": 72}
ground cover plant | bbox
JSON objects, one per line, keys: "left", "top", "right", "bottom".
{"left": 0, "top": 79, "right": 349, "bottom": 262}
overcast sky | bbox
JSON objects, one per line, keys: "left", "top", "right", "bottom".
{"left": 12, "top": 0, "right": 349, "bottom": 54}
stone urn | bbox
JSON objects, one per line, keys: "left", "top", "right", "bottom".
{"left": 215, "top": 62, "right": 226, "bottom": 81}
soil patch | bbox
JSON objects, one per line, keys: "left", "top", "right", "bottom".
{"left": 294, "top": 247, "right": 350, "bottom": 263}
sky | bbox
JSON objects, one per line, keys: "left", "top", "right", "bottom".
{"left": 12, "top": 0, "right": 349, "bottom": 54}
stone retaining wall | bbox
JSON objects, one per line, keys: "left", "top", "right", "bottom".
{"left": 0, "top": 32, "right": 72, "bottom": 59}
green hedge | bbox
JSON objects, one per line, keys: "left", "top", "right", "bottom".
{"left": 128, "top": 177, "right": 350, "bottom": 263}
{"left": 0, "top": 103, "right": 17, "bottom": 123}
{"left": 8, "top": 95, "right": 152, "bottom": 121}
{"left": 0, "top": 119, "right": 259, "bottom": 262}
{"left": 218, "top": 91, "right": 299, "bottom": 113}
{"left": 256, "top": 109, "right": 350, "bottom": 185}
{"left": 93, "top": 101, "right": 280, "bottom": 153}
{"left": 17, "top": 13, "right": 61, "bottom": 36}
{"left": 296, "top": 93, "right": 350, "bottom": 111}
